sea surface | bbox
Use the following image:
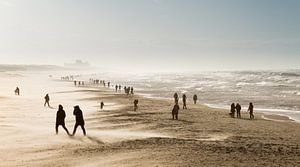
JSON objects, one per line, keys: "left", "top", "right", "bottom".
{"left": 84, "top": 70, "right": 300, "bottom": 122}
{"left": 1, "top": 68, "right": 300, "bottom": 122}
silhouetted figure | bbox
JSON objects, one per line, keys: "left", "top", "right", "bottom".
{"left": 248, "top": 102, "right": 254, "bottom": 120}
{"left": 78, "top": 81, "right": 81, "bottom": 86}
{"left": 72, "top": 106, "right": 86, "bottom": 136}
{"left": 124, "top": 86, "right": 127, "bottom": 94}
{"left": 108, "top": 82, "right": 110, "bottom": 87}
{"left": 15, "top": 87, "right": 20, "bottom": 96}
{"left": 230, "top": 103, "right": 235, "bottom": 118}
{"left": 173, "top": 93, "right": 179, "bottom": 104}
{"left": 74, "top": 81, "right": 77, "bottom": 86}
{"left": 236, "top": 103, "right": 242, "bottom": 118}
{"left": 56, "top": 105, "right": 70, "bottom": 135}
{"left": 172, "top": 104, "right": 180, "bottom": 120}
{"left": 100, "top": 102, "right": 104, "bottom": 110}
{"left": 182, "top": 94, "right": 187, "bottom": 109}
{"left": 193, "top": 94, "right": 197, "bottom": 104}
{"left": 115, "top": 85, "right": 118, "bottom": 92}
{"left": 44, "top": 94, "right": 50, "bottom": 107}
{"left": 131, "top": 87, "right": 134, "bottom": 94}
{"left": 134, "top": 99, "right": 139, "bottom": 111}
{"left": 82, "top": 81, "right": 84, "bottom": 86}
{"left": 126, "top": 87, "right": 130, "bottom": 95}
{"left": 119, "top": 85, "right": 121, "bottom": 90}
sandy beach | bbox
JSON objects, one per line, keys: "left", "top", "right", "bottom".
{"left": 0, "top": 72, "right": 299, "bottom": 167}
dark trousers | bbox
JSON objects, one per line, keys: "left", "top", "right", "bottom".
{"left": 56, "top": 124, "right": 70, "bottom": 135}
{"left": 72, "top": 123, "right": 86, "bottom": 136}
{"left": 250, "top": 112, "right": 254, "bottom": 120}
{"left": 237, "top": 110, "right": 241, "bottom": 118}
{"left": 44, "top": 101, "right": 50, "bottom": 107}
{"left": 172, "top": 111, "right": 178, "bottom": 120}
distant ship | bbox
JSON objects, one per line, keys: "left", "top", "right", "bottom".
{"left": 64, "top": 60, "right": 90, "bottom": 69}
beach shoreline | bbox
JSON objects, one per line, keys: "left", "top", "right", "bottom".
{"left": 1, "top": 75, "right": 300, "bottom": 167}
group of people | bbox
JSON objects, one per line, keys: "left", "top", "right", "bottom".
{"left": 56, "top": 105, "right": 86, "bottom": 136}
{"left": 171, "top": 93, "right": 198, "bottom": 120}
{"left": 74, "top": 80, "right": 85, "bottom": 86}
{"left": 230, "top": 102, "right": 254, "bottom": 120}
{"left": 124, "top": 86, "right": 134, "bottom": 95}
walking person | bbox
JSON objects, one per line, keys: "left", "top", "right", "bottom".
{"left": 248, "top": 102, "right": 254, "bottom": 120}
{"left": 55, "top": 105, "right": 70, "bottom": 135}
{"left": 193, "top": 94, "right": 197, "bottom": 104}
{"left": 134, "top": 99, "right": 139, "bottom": 111}
{"left": 182, "top": 94, "right": 187, "bottom": 109}
{"left": 236, "top": 103, "right": 242, "bottom": 118}
{"left": 173, "top": 93, "right": 179, "bottom": 104}
{"left": 100, "top": 102, "right": 104, "bottom": 110}
{"left": 15, "top": 87, "right": 20, "bottom": 96}
{"left": 172, "top": 103, "right": 180, "bottom": 120}
{"left": 72, "top": 106, "right": 86, "bottom": 136}
{"left": 44, "top": 94, "right": 51, "bottom": 107}
{"left": 230, "top": 103, "right": 235, "bottom": 118}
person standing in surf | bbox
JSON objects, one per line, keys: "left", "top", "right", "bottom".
{"left": 248, "top": 102, "right": 254, "bottom": 120}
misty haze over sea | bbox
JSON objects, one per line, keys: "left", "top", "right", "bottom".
{"left": 1, "top": 64, "right": 300, "bottom": 122}
{"left": 71, "top": 68, "right": 300, "bottom": 122}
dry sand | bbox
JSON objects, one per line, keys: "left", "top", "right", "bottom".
{"left": 1, "top": 78, "right": 300, "bottom": 167}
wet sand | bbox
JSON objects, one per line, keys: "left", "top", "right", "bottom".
{"left": 1, "top": 78, "right": 300, "bottom": 167}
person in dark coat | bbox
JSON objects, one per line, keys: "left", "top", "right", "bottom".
{"left": 172, "top": 104, "right": 180, "bottom": 120}
{"left": 72, "top": 105, "right": 86, "bottom": 136}
{"left": 236, "top": 103, "right": 242, "bottom": 118}
{"left": 44, "top": 94, "right": 50, "bottom": 107}
{"left": 248, "top": 102, "right": 254, "bottom": 120}
{"left": 56, "top": 105, "right": 70, "bottom": 135}
{"left": 131, "top": 87, "right": 134, "bottom": 94}
{"left": 173, "top": 93, "right": 179, "bottom": 104}
{"left": 134, "top": 99, "right": 139, "bottom": 111}
{"left": 100, "top": 102, "right": 104, "bottom": 110}
{"left": 182, "top": 94, "right": 187, "bottom": 109}
{"left": 193, "top": 94, "right": 197, "bottom": 104}
{"left": 230, "top": 103, "right": 235, "bottom": 118}
{"left": 15, "top": 87, "right": 20, "bottom": 96}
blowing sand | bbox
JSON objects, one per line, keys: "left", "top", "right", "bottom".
{"left": 0, "top": 75, "right": 300, "bottom": 167}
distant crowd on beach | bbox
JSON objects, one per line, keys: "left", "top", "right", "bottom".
{"left": 12, "top": 74, "right": 255, "bottom": 137}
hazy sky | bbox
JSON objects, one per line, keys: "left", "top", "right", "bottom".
{"left": 0, "top": 0, "right": 299, "bottom": 71}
